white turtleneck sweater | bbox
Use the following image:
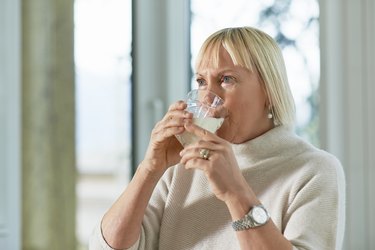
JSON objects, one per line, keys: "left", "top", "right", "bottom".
{"left": 90, "top": 126, "right": 346, "bottom": 250}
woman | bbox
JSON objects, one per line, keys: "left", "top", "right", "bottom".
{"left": 90, "top": 27, "right": 345, "bottom": 250}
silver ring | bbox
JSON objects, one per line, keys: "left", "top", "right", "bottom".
{"left": 199, "top": 148, "right": 210, "bottom": 160}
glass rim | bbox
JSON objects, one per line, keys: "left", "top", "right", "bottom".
{"left": 186, "top": 89, "right": 224, "bottom": 104}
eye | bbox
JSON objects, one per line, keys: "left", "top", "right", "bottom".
{"left": 220, "top": 75, "right": 235, "bottom": 88}
{"left": 222, "top": 76, "right": 232, "bottom": 83}
{"left": 196, "top": 78, "right": 207, "bottom": 88}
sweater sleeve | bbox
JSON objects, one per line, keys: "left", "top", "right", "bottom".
{"left": 283, "top": 153, "right": 346, "bottom": 250}
{"left": 138, "top": 167, "right": 174, "bottom": 249}
{"left": 88, "top": 222, "right": 140, "bottom": 250}
{"left": 88, "top": 167, "right": 174, "bottom": 250}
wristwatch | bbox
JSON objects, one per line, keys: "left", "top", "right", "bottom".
{"left": 232, "top": 204, "right": 270, "bottom": 231}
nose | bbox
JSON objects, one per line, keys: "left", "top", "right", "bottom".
{"left": 205, "top": 80, "right": 218, "bottom": 94}
{"left": 207, "top": 85, "right": 224, "bottom": 103}
{"left": 201, "top": 90, "right": 223, "bottom": 108}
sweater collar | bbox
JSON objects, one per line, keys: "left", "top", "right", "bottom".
{"left": 231, "top": 125, "right": 299, "bottom": 165}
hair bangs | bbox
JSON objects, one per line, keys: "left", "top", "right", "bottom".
{"left": 222, "top": 28, "right": 257, "bottom": 73}
{"left": 196, "top": 28, "right": 257, "bottom": 73}
{"left": 195, "top": 37, "right": 222, "bottom": 71}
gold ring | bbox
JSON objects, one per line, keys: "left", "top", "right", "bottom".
{"left": 199, "top": 148, "right": 210, "bottom": 160}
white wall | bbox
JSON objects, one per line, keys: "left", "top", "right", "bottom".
{"left": 0, "top": 0, "right": 21, "bottom": 249}
{"left": 320, "top": 0, "right": 375, "bottom": 249}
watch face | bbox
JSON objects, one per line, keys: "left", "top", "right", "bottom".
{"left": 252, "top": 206, "right": 268, "bottom": 224}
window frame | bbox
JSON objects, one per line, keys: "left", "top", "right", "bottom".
{"left": 0, "top": 0, "right": 21, "bottom": 248}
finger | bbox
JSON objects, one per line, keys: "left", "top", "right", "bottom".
{"left": 153, "top": 120, "right": 190, "bottom": 141}
{"left": 149, "top": 101, "right": 191, "bottom": 143}
{"left": 180, "top": 148, "right": 209, "bottom": 170}
{"left": 180, "top": 140, "right": 217, "bottom": 156}
{"left": 152, "top": 125, "right": 185, "bottom": 143}
{"left": 184, "top": 122, "right": 216, "bottom": 141}
{"left": 180, "top": 146, "right": 214, "bottom": 165}
{"left": 184, "top": 158, "right": 208, "bottom": 171}
{"left": 163, "top": 110, "right": 192, "bottom": 123}
{"left": 168, "top": 100, "right": 187, "bottom": 111}
{"left": 154, "top": 110, "right": 191, "bottom": 134}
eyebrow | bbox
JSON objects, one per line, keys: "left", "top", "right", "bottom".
{"left": 195, "top": 68, "right": 239, "bottom": 77}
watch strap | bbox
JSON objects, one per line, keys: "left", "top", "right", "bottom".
{"left": 231, "top": 204, "right": 269, "bottom": 231}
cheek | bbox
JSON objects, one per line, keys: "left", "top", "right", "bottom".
{"left": 224, "top": 98, "right": 243, "bottom": 113}
{"left": 225, "top": 97, "right": 257, "bottom": 116}
{"left": 222, "top": 100, "right": 246, "bottom": 127}
{"left": 225, "top": 96, "right": 266, "bottom": 125}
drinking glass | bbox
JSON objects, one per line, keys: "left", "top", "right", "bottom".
{"left": 175, "top": 89, "right": 225, "bottom": 147}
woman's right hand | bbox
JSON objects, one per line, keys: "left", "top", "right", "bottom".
{"left": 141, "top": 101, "right": 192, "bottom": 175}
{"left": 100, "top": 101, "right": 190, "bottom": 249}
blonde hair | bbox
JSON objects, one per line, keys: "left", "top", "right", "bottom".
{"left": 195, "top": 27, "right": 296, "bottom": 126}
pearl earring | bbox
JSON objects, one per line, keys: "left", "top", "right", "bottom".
{"left": 267, "top": 106, "right": 273, "bottom": 119}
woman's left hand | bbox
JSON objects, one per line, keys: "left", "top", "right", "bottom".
{"left": 179, "top": 122, "right": 249, "bottom": 203}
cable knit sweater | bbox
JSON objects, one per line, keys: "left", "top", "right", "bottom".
{"left": 90, "top": 126, "right": 346, "bottom": 250}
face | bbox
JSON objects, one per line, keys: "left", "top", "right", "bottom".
{"left": 195, "top": 47, "right": 274, "bottom": 143}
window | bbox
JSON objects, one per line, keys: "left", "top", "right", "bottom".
{"left": 74, "top": 0, "right": 132, "bottom": 247}
{"left": 191, "top": 0, "right": 320, "bottom": 146}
